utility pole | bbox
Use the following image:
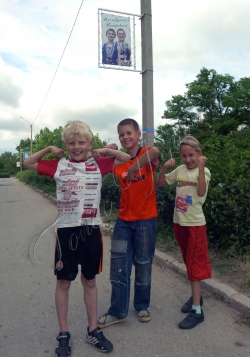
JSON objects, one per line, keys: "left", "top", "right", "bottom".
{"left": 30, "top": 124, "right": 33, "bottom": 155}
{"left": 19, "top": 116, "right": 33, "bottom": 155}
{"left": 20, "top": 148, "right": 22, "bottom": 172}
{"left": 140, "top": 0, "right": 154, "bottom": 146}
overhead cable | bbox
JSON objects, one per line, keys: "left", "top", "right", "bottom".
{"left": 32, "top": 0, "right": 85, "bottom": 125}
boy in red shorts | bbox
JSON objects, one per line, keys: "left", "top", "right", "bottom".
{"left": 157, "top": 136, "right": 211, "bottom": 329}
{"left": 24, "top": 120, "right": 130, "bottom": 356}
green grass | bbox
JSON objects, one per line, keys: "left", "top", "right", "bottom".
{"left": 156, "top": 231, "right": 178, "bottom": 252}
{"left": 213, "top": 260, "right": 238, "bottom": 274}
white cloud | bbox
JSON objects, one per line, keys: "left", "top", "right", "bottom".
{"left": 0, "top": 0, "right": 250, "bottom": 154}
{"left": 0, "top": 74, "right": 23, "bottom": 107}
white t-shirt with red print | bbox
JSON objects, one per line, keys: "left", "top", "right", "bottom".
{"left": 37, "top": 156, "right": 115, "bottom": 228}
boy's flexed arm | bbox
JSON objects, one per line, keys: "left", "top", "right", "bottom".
{"left": 197, "top": 156, "right": 208, "bottom": 197}
{"left": 23, "top": 146, "right": 64, "bottom": 171}
{"left": 128, "top": 147, "right": 160, "bottom": 181}
{"left": 92, "top": 147, "right": 130, "bottom": 165}
{"left": 156, "top": 158, "right": 176, "bottom": 187}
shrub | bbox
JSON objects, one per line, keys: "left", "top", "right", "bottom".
{"left": 101, "top": 173, "right": 120, "bottom": 209}
{"left": 0, "top": 172, "right": 10, "bottom": 178}
{"left": 203, "top": 129, "right": 250, "bottom": 255}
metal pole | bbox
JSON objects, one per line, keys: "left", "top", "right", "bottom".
{"left": 19, "top": 116, "right": 33, "bottom": 155}
{"left": 140, "top": 0, "right": 154, "bottom": 146}
{"left": 20, "top": 148, "right": 22, "bottom": 172}
{"left": 30, "top": 125, "right": 33, "bottom": 155}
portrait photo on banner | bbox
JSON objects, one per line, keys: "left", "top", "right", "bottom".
{"left": 101, "top": 13, "right": 131, "bottom": 67}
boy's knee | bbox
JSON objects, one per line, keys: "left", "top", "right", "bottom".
{"left": 81, "top": 274, "right": 96, "bottom": 288}
{"left": 135, "top": 260, "right": 152, "bottom": 284}
{"left": 57, "top": 279, "right": 71, "bottom": 291}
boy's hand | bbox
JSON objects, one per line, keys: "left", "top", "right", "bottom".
{"left": 164, "top": 158, "right": 176, "bottom": 168}
{"left": 128, "top": 166, "right": 137, "bottom": 181}
{"left": 50, "top": 146, "right": 64, "bottom": 159}
{"left": 103, "top": 143, "right": 118, "bottom": 150}
{"left": 198, "top": 156, "right": 208, "bottom": 169}
{"left": 92, "top": 148, "right": 107, "bottom": 157}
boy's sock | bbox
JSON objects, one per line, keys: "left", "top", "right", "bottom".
{"left": 192, "top": 305, "right": 201, "bottom": 314}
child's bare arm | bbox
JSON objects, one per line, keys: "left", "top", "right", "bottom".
{"left": 23, "top": 146, "right": 64, "bottom": 171}
{"left": 103, "top": 143, "right": 118, "bottom": 150}
{"left": 92, "top": 148, "right": 130, "bottom": 165}
{"left": 128, "top": 147, "right": 160, "bottom": 180}
{"left": 156, "top": 158, "right": 176, "bottom": 187}
{"left": 197, "top": 156, "right": 208, "bottom": 197}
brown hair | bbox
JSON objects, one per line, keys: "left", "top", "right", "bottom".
{"left": 117, "top": 28, "right": 126, "bottom": 35}
{"left": 106, "top": 28, "right": 116, "bottom": 37}
{"left": 117, "top": 118, "right": 140, "bottom": 132}
{"left": 179, "top": 136, "right": 202, "bottom": 152}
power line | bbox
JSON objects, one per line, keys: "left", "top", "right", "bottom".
{"left": 32, "top": 0, "right": 85, "bottom": 125}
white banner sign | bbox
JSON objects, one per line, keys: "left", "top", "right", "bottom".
{"left": 101, "top": 13, "right": 131, "bottom": 67}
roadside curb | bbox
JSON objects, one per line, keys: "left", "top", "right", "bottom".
{"left": 153, "top": 249, "right": 250, "bottom": 317}
{"left": 30, "top": 186, "right": 57, "bottom": 204}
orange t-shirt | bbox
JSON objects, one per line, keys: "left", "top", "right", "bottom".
{"left": 114, "top": 147, "right": 158, "bottom": 221}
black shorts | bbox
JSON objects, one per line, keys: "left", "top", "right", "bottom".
{"left": 55, "top": 225, "right": 103, "bottom": 281}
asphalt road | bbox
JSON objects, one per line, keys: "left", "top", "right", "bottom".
{"left": 0, "top": 177, "right": 250, "bottom": 357}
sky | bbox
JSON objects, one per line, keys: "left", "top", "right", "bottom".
{"left": 1, "top": 0, "right": 250, "bottom": 155}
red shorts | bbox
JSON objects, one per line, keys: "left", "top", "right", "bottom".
{"left": 174, "top": 224, "right": 211, "bottom": 281}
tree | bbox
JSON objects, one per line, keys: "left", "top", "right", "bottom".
{"left": 18, "top": 138, "right": 31, "bottom": 154}
{"left": 0, "top": 151, "right": 18, "bottom": 175}
{"left": 163, "top": 67, "right": 250, "bottom": 139}
{"left": 34, "top": 127, "right": 65, "bottom": 156}
{"left": 92, "top": 133, "right": 106, "bottom": 149}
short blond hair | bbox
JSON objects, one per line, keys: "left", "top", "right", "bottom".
{"left": 179, "top": 136, "right": 201, "bottom": 152}
{"left": 62, "top": 121, "right": 92, "bottom": 143}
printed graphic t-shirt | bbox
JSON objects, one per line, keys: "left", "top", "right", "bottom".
{"left": 165, "top": 165, "right": 211, "bottom": 226}
{"left": 37, "top": 156, "right": 115, "bottom": 227}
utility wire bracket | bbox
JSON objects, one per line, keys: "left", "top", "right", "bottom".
{"left": 139, "top": 13, "right": 152, "bottom": 20}
{"left": 140, "top": 69, "right": 153, "bottom": 74}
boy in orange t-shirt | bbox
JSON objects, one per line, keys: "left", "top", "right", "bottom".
{"left": 98, "top": 118, "right": 160, "bottom": 327}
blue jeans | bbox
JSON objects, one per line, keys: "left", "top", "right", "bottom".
{"left": 108, "top": 217, "right": 157, "bottom": 318}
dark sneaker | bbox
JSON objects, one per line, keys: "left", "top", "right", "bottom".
{"left": 97, "top": 312, "right": 125, "bottom": 328}
{"left": 55, "top": 332, "right": 71, "bottom": 357}
{"left": 181, "top": 295, "right": 203, "bottom": 313}
{"left": 86, "top": 327, "right": 113, "bottom": 353}
{"left": 137, "top": 309, "right": 151, "bottom": 322}
{"left": 178, "top": 309, "right": 204, "bottom": 329}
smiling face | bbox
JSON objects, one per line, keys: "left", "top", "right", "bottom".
{"left": 106, "top": 29, "right": 116, "bottom": 43}
{"left": 180, "top": 144, "right": 202, "bottom": 169}
{"left": 118, "top": 124, "right": 141, "bottom": 155}
{"left": 117, "top": 29, "right": 126, "bottom": 42}
{"left": 65, "top": 134, "right": 92, "bottom": 162}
